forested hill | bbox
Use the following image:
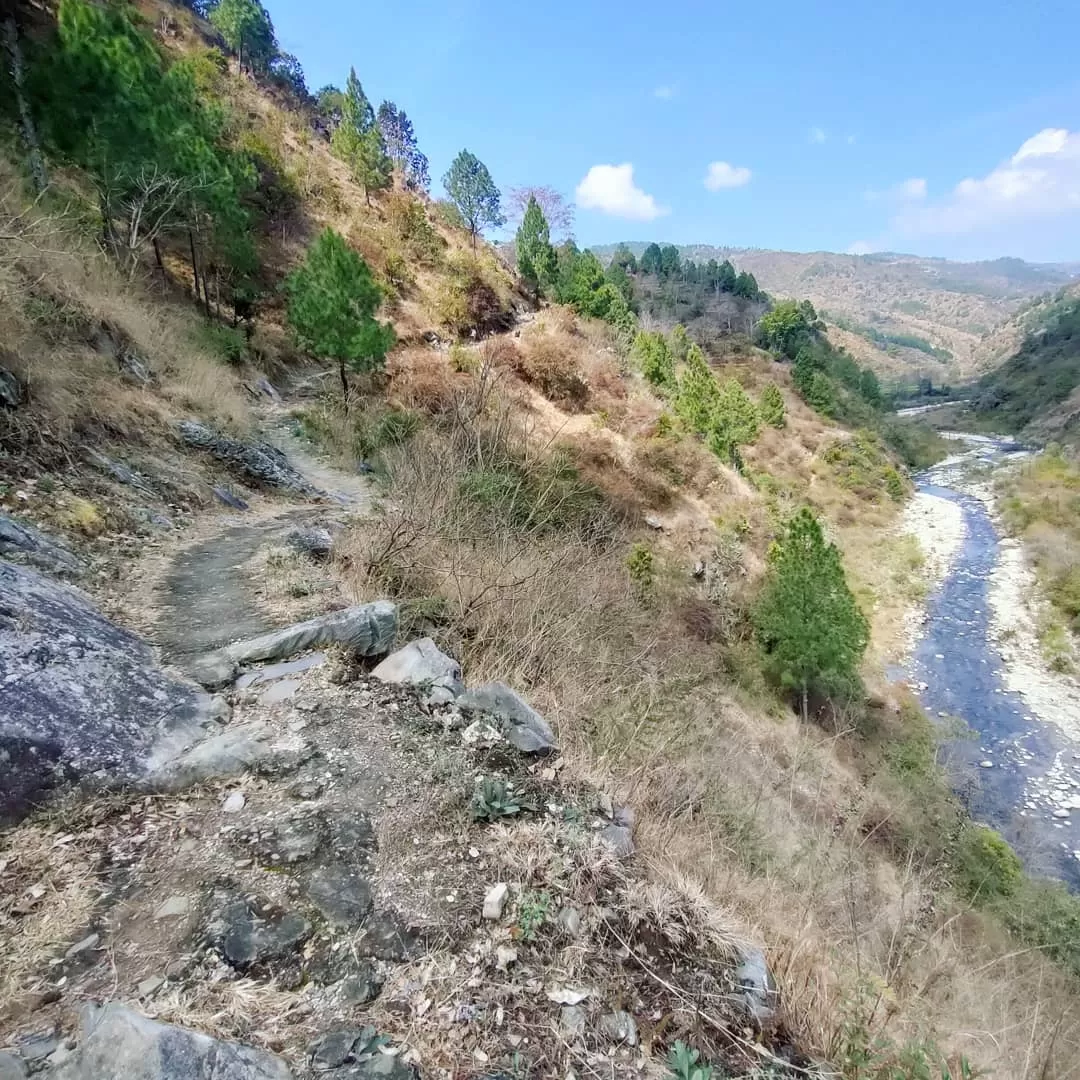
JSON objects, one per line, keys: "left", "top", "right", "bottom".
{"left": 971, "top": 294, "right": 1080, "bottom": 445}
{"left": 594, "top": 242, "right": 1079, "bottom": 382}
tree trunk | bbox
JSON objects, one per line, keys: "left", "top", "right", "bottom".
{"left": 152, "top": 237, "right": 165, "bottom": 280}
{"left": 188, "top": 229, "right": 201, "bottom": 304}
{"left": 339, "top": 359, "right": 349, "bottom": 411}
{"left": 3, "top": 15, "right": 48, "bottom": 194}
{"left": 801, "top": 686, "right": 808, "bottom": 725}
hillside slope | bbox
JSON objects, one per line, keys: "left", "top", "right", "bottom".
{"left": 4, "top": 2, "right": 1080, "bottom": 1079}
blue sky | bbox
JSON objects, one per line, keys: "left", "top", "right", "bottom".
{"left": 270, "top": 0, "right": 1080, "bottom": 262}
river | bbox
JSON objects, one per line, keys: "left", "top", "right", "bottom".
{"left": 904, "top": 435, "right": 1080, "bottom": 888}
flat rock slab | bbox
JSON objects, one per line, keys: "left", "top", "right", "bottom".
{"left": 259, "top": 678, "right": 301, "bottom": 705}
{"left": 196, "top": 602, "right": 397, "bottom": 674}
{"left": 236, "top": 653, "right": 327, "bottom": 689}
{"left": 49, "top": 1002, "right": 293, "bottom": 1080}
{"left": 306, "top": 863, "right": 374, "bottom": 927}
{"left": 457, "top": 681, "right": 557, "bottom": 755}
{"left": 0, "top": 560, "right": 221, "bottom": 822}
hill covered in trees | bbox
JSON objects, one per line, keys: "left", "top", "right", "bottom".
{"left": 595, "top": 242, "right": 1078, "bottom": 383}
{"left": 971, "top": 294, "right": 1080, "bottom": 445}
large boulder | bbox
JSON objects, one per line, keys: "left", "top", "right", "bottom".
{"left": 178, "top": 420, "right": 318, "bottom": 496}
{"left": 50, "top": 1002, "right": 292, "bottom": 1080}
{"left": 0, "top": 514, "right": 83, "bottom": 577}
{"left": 371, "top": 637, "right": 463, "bottom": 705}
{"left": 457, "top": 681, "right": 557, "bottom": 754}
{"left": 191, "top": 602, "right": 397, "bottom": 681}
{"left": 0, "top": 560, "right": 222, "bottom": 821}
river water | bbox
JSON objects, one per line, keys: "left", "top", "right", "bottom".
{"left": 905, "top": 437, "right": 1080, "bottom": 888}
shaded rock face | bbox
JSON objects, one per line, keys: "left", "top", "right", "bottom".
{"left": 0, "top": 365, "right": 24, "bottom": 408}
{"left": 0, "top": 560, "right": 220, "bottom": 821}
{"left": 49, "top": 1002, "right": 293, "bottom": 1080}
{"left": 0, "top": 514, "right": 83, "bottom": 577}
{"left": 178, "top": 421, "right": 318, "bottom": 496}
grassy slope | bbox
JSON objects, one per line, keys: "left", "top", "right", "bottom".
{"left": 3, "top": 6, "right": 1080, "bottom": 1076}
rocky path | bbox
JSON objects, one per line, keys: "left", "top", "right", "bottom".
{"left": 153, "top": 404, "right": 374, "bottom": 672}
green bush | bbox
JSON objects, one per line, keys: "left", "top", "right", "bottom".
{"left": 953, "top": 825, "right": 1023, "bottom": 903}
{"left": 196, "top": 322, "right": 247, "bottom": 366}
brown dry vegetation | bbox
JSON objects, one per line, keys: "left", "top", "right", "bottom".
{"left": 324, "top": 319, "right": 1080, "bottom": 1077}
{"left": 3, "top": 16, "right": 1080, "bottom": 1076}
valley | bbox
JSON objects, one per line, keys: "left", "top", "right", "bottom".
{"left": 1, "top": 1, "right": 1080, "bottom": 1078}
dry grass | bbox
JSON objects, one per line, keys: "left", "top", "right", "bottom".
{"left": 0, "top": 164, "right": 252, "bottom": 476}
{"left": 330, "top": 346, "right": 1080, "bottom": 1077}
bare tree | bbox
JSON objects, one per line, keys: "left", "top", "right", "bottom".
{"left": 504, "top": 185, "right": 574, "bottom": 240}
{"left": 98, "top": 165, "right": 200, "bottom": 279}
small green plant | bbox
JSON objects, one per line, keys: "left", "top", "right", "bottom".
{"left": 627, "top": 542, "right": 655, "bottom": 598}
{"left": 449, "top": 342, "right": 476, "bottom": 373}
{"left": 515, "top": 889, "right": 551, "bottom": 941}
{"left": 196, "top": 321, "right": 247, "bottom": 366}
{"left": 471, "top": 778, "right": 526, "bottom": 822}
{"left": 37, "top": 475, "right": 57, "bottom": 494}
{"left": 666, "top": 1041, "right": 713, "bottom": 1080}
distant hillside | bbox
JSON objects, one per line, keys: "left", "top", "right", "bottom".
{"left": 593, "top": 244, "right": 1078, "bottom": 382}
{"left": 971, "top": 294, "right": 1080, "bottom": 445}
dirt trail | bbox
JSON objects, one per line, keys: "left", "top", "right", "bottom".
{"left": 151, "top": 400, "right": 373, "bottom": 665}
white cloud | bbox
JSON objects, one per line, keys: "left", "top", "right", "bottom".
{"left": 846, "top": 240, "right": 875, "bottom": 255}
{"left": 653, "top": 85, "right": 676, "bottom": 100}
{"left": 866, "top": 177, "right": 928, "bottom": 202}
{"left": 846, "top": 134, "right": 857, "bottom": 145}
{"left": 809, "top": 127, "right": 827, "bottom": 144}
{"left": 575, "top": 164, "right": 669, "bottom": 221}
{"left": 704, "top": 161, "right": 752, "bottom": 190}
{"left": 1012, "top": 128, "right": 1068, "bottom": 162}
{"left": 895, "top": 128, "right": 1080, "bottom": 236}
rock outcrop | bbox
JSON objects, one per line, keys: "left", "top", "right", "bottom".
{"left": 178, "top": 420, "right": 319, "bottom": 496}
{"left": 189, "top": 602, "right": 398, "bottom": 688}
{"left": 0, "top": 514, "right": 83, "bottom": 577}
{"left": 0, "top": 559, "right": 222, "bottom": 821}
{"left": 49, "top": 1003, "right": 293, "bottom": 1080}
{"left": 457, "top": 681, "right": 557, "bottom": 754}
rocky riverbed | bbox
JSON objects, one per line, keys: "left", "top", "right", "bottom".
{"left": 901, "top": 435, "right": 1080, "bottom": 886}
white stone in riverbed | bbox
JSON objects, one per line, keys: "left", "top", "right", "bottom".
{"left": 980, "top": 760, "right": 994, "bottom": 768}
{"left": 1053, "top": 808, "right": 1070, "bottom": 819}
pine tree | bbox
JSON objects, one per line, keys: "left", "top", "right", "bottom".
{"left": 376, "top": 101, "right": 429, "bottom": 191}
{"left": 515, "top": 196, "right": 556, "bottom": 300}
{"left": 708, "top": 379, "right": 760, "bottom": 463}
{"left": 675, "top": 344, "right": 720, "bottom": 434}
{"left": 640, "top": 243, "right": 663, "bottom": 276}
{"left": 442, "top": 149, "right": 504, "bottom": 247}
{"left": 331, "top": 69, "right": 390, "bottom": 203}
{"left": 753, "top": 508, "right": 868, "bottom": 720}
{"left": 208, "top": 0, "right": 276, "bottom": 73}
{"left": 286, "top": 228, "right": 395, "bottom": 404}
{"left": 632, "top": 331, "right": 675, "bottom": 391}
{"left": 760, "top": 383, "right": 786, "bottom": 427}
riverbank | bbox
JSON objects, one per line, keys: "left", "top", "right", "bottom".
{"left": 898, "top": 434, "right": 1080, "bottom": 884}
